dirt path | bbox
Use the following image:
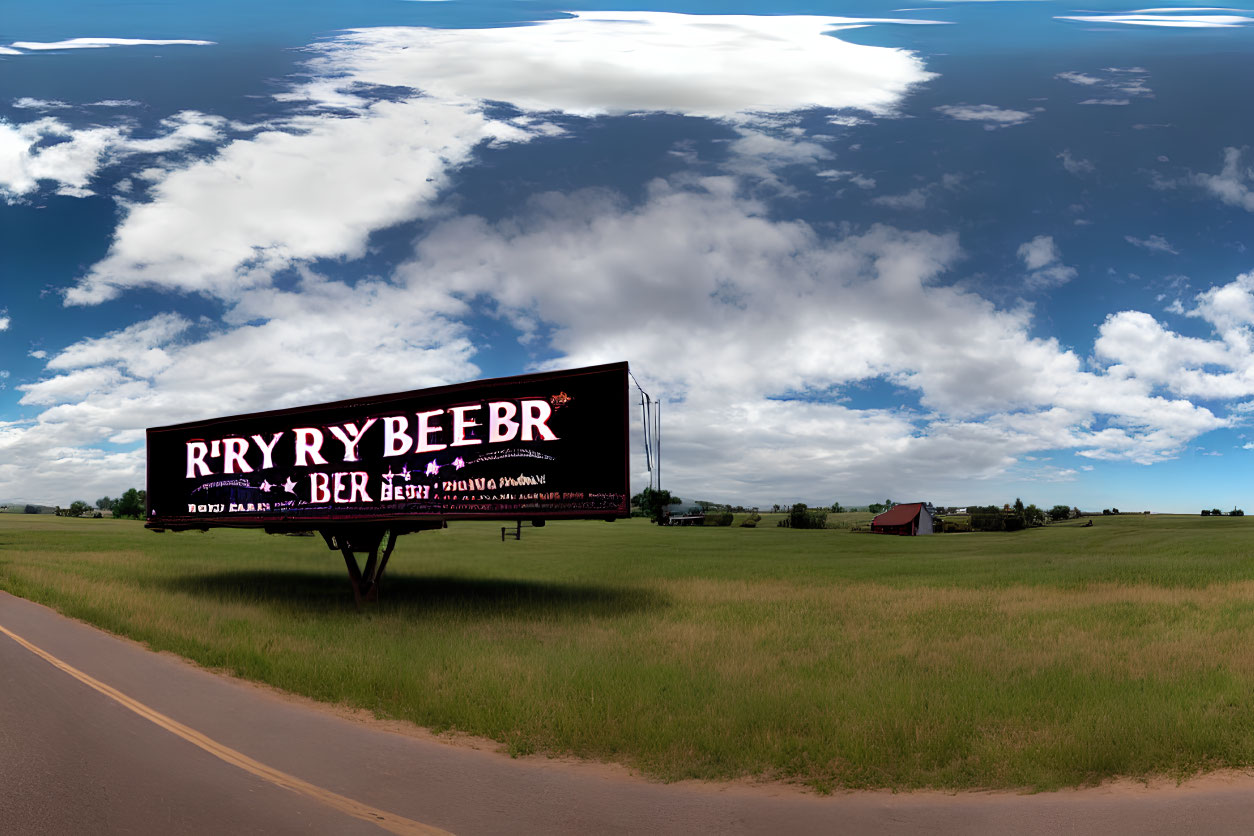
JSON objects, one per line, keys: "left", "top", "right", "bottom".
{"left": 0, "top": 590, "right": 1246, "bottom": 835}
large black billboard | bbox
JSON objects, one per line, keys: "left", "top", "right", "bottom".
{"left": 146, "top": 363, "right": 629, "bottom": 530}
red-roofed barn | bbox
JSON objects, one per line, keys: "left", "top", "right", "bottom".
{"left": 870, "top": 502, "right": 935, "bottom": 535}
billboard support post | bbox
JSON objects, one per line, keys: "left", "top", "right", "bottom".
{"left": 318, "top": 524, "right": 441, "bottom": 605}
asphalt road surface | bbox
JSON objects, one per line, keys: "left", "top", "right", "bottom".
{"left": 2, "top": 589, "right": 1252, "bottom": 835}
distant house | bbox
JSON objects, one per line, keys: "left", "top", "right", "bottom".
{"left": 870, "top": 502, "right": 935, "bottom": 536}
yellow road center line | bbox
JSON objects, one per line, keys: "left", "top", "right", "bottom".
{"left": 0, "top": 622, "right": 451, "bottom": 836}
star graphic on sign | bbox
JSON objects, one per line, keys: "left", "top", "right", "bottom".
{"left": 452, "top": 457, "right": 465, "bottom": 470}
{"left": 259, "top": 479, "right": 273, "bottom": 492}
{"left": 382, "top": 467, "right": 394, "bottom": 484}
{"left": 282, "top": 477, "right": 297, "bottom": 494}
{"left": 425, "top": 459, "right": 440, "bottom": 477}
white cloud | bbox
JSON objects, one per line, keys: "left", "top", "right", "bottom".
{"left": 11, "top": 178, "right": 1238, "bottom": 502}
{"left": 13, "top": 98, "right": 71, "bottom": 110}
{"left": 1017, "top": 235, "right": 1078, "bottom": 289}
{"left": 1056, "top": 71, "right": 1101, "bottom": 86}
{"left": 8, "top": 38, "right": 215, "bottom": 51}
{"left": 1190, "top": 147, "right": 1254, "bottom": 211}
{"left": 1058, "top": 149, "right": 1095, "bottom": 175}
{"left": 1058, "top": 66, "right": 1153, "bottom": 105}
{"left": 1095, "top": 272, "right": 1254, "bottom": 401}
{"left": 0, "top": 111, "right": 229, "bottom": 204}
{"left": 1018, "top": 235, "right": 1059, "bottom": 271}
{"left": 817, "top": 169, "right": 877, "bottom": 189}
{"left": 301, "top": 14, "right": 941, "bottom": 120}
{"left": 872, "top": 188, "right": 929, "bottom": 209}
{"left": 65, "top": 14, "right": 943, "bottom": 305}
{"left": 1056, "top": 12, "right": 1254, "bottom": 26}
{"left": 398, "top": 183, "right": 1219, "bottom": 476}
{"left": 16, "top": 16, "right": 1248, "bottom": 504}
{"left": 0, "top": 117, "right": 123, "bottom": 201}
{"left": 9, "top": 277, "right": 479, "bottom": 501}
{"left": 935, "top": 103, "right": 1032, "bottom": 127}
{"left": 1125, "top": 234, "right": 1179, "bottom": 255}
{"left": 64, "top": 101, "right": 536, "bottom": 304}
{"left": 0, "top": 312, "right": 9, "bottom": 330}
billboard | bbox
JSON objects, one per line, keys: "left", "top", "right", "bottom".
{"left": 146, "top": 363, "right": 629, "bottom": 530}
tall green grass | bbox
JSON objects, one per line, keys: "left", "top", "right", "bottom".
{"left": 4, "top": 513, "right": 1254, "bottom": 790}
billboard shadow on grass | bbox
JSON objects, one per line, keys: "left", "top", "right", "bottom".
{"left": 160, "top": 570, "right": 667, "bottom": 620}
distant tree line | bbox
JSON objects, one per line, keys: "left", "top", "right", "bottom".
{"left": 58, "top": 489, "right": 146, "bottom": 519}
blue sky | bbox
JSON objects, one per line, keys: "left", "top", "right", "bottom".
{"left": 3, "top": 1, "right": 1254, "bottom": 511}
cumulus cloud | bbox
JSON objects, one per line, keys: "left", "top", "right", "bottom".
{"left": 0, "top": 111, "right": 228, "bottom": 204}
{"left": 935, "top": 103, "right": 1033, "bottom": 128}
{"left": 64, "top": 102, "right": 536, "bottom": 304}
{"left": 1018, "top": 235, "right": 1078, "bottom": 289}
{"left": 14, "top": 14, "right": 1243, "bottom": 503}
{"left": 9, "top": 277, "right": 479, "bottom": 500}
{"left": 1189, "top": 146, "right": 1254, "bottom": 211}
{"left": 12, "top": 176, "right": 1238, "bottom": 502}
{"left": 301, "top": 14, "right": 941, "bottom": 120}
{"left": 396, "top": 183, "right": 1219, "bottom": 475}
{"left": 66, "top": 14, "right": 940, "bottom": 304}
{"left": 1095, "top": 272, "right": 1254, "bottom": 401}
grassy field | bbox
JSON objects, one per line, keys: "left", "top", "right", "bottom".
{"left": 5, "top": 513, "right": 1254, "bottom": 792}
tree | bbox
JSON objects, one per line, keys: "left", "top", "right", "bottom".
{"left": 789, "top": 503, "right": 827, "bottom": 530}
{"left": 1233, "top": 508, "right": 1246, "bottom": 517}
{"left": 631, "top": 488, "right": 679, "bottom": 524}
{"left": 1048, "top": 504, "right": 1072, "bottom": 522}
{"left": 969, "top": 506, "right": 1005, "bottom": 532}
{"left": 1024, "top": 504, "right": 1046, "bottom": 527}
{"left": 1202, "top": 509, "right": 1211, "bottom": 516}
{"left": 868, "top": 503, "right": 886, "bottom": 515}
{"left": 95, "top": 496, "right": 114, "bottom": 511}
{"left": 831, "top": 501, "right": 844, "bottom": 513}
{"left": 113, "top": 488, "right": 146, "bottom": 520}
{"left": 68, "top": 500, "right": 91, "bottom": 517}
{"left": 1212, "top": 508, "right": 1224, "bottom": 517}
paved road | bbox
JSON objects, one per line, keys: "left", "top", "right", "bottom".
{"left": 2, "top": 589, "right": 1251, "bottom": 835}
